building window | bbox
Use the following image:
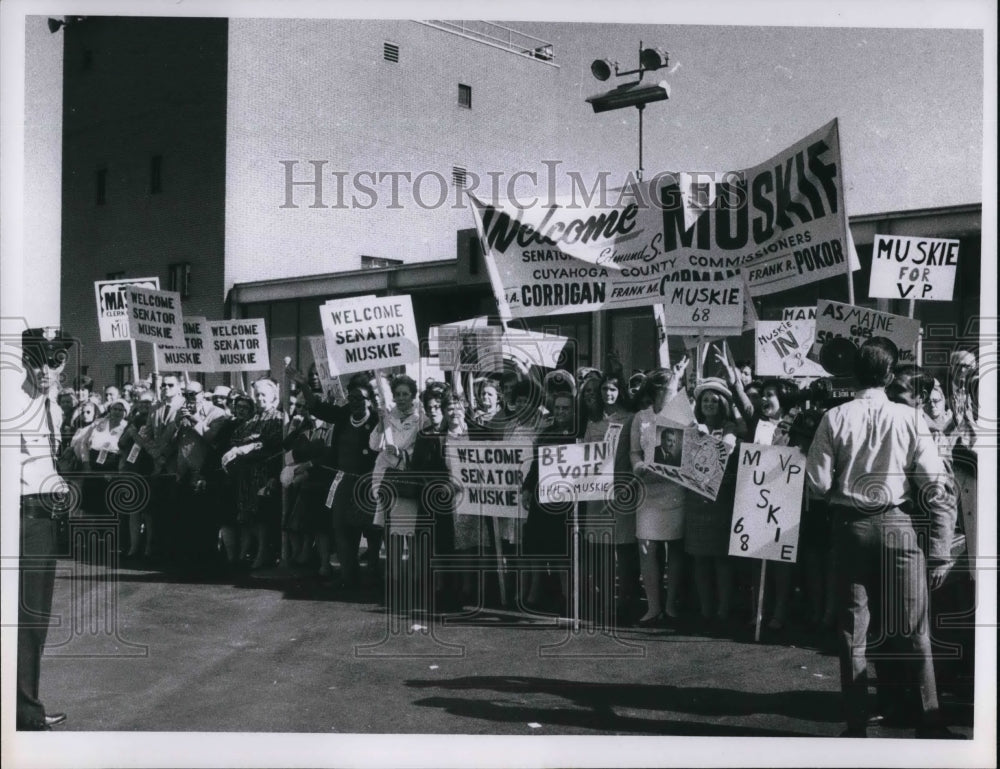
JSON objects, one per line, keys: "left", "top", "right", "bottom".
{"left": 168, "top": 262, "right": 191, "bottom": 299}
{"left": 95, "top": 167, "right": 107, "bottom": 205}
{"left": 361, "top": 255, "right": 403, "bottom": 270}
{"left": 106, "top": 270, "right": 125, "bottom": 280}
{"left": 458, "top": 84, "right": 472, "bottom": 109}
{"left": 115, "top": 362, "right": 143, "bottom": 388}
{"left": 452, "top": 166, "right": 468, "bottom": 188}
{"left": 150, "top": 155, "right": 163, "bottom": 194}
{"left": 383, "top": 42, "right": 399, "bottom": 63}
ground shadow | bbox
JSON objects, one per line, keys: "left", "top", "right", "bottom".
{"left": 405, "top": 675, "right": 843, "bottom": 730}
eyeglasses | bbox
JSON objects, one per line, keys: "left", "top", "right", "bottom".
{"left": 163, "top": 382, "right": 178, "bottom": 389}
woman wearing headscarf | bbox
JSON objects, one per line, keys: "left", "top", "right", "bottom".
{"left": 683, "top": 377, "right": 745, "bottom": 629}
{"left": 222, "top": 378, "right": 285, "bottom": 569}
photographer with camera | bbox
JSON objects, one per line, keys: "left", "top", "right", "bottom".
{"left": 173, "top": 381, "right": 229, "bottom": 568}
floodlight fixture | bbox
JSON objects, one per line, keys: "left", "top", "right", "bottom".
{"left": 586, "top": 80, "right": 670, "bottom": 113}
{"left": 585, "top": 41, "right": 672, "bottom": 180}
{"left": 590, "top": 58, "right": 617, "bottom": 81}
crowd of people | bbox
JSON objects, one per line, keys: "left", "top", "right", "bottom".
{"left": 50, "top": 342, "right": 978, "bottom": 731}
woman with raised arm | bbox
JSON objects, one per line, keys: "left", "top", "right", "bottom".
{"left": 683, "top": 377, "right": 745, "bottom": 630}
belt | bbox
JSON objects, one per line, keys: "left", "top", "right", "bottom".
{"left": 830, "top": 503, "right": 913, "bottom": 521}
{"left": 20, "top": 494, "right": 59, "bottom": 520}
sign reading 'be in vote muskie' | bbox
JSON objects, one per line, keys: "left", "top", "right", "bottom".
{"left": 538, "top": 440, "right": 616, "bottom": 504}
{"left": 728, "top": 444, "right": 805, "bottom": 562}
{"left": 869, "top": 234, "right": 959, "bottom": 302}
{"left": 320, "top": 294, "right": 419, "bottom": 375}
{"left": 207, "top": 319, "right": 270, "bottom": 372}
{"left": 126, "top": 285, "right": 184, "bottom": 347}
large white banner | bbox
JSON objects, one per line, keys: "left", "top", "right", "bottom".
{"left": 471, "top": 119, "right": 852, "bottom": 318}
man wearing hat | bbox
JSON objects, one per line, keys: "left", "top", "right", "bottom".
{"left": 14, "top": 328, "right": 71, "bottom": 730}
{"left": 210, "top": 385, "right": 232, "bottom": 415}
{"left": 174, "top": 381, "right": 229, "bottom": 565}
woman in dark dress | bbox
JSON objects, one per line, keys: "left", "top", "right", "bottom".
{"left": 221, "top": 378, "right": 285, "bottom": 569}
{"left": 522, "top": 391, "right": 576, "bottom": 612}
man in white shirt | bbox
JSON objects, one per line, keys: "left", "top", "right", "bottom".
{"left": 806, "top": 337, "right": 959, "bottom": 739}
{"left": 15, "top": 328, "right": 72, "bottom": 730}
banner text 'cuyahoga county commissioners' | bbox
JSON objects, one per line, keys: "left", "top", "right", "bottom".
{"left": 471, "top": 119, "right": 850, "bottom": 319}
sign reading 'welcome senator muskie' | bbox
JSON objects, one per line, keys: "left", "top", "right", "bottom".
{"left": 470, "top": 119, "right": 850, "bottom": 319}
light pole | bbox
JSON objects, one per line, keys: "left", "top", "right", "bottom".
{"left": 586, "top": 42, "right": 671, "bottom": 182}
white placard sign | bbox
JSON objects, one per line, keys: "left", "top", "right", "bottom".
{"left": 320, "top": 294, "right": 419, "bottom": 375}
{"left": 728, "top": 444, "right": 806, "bottom": 562}
{"left": 125, "top": 285, "right": 184, "bottom": 347}
{"left": 308, "top": 336, "right": 347, "bottom": 402}
{"left": 781, "top": 306, "right": 816, "bottom": 321}
{"left": 538, "top": 440, "right": 616, "bottom": 504}
{"left": 446, "top": 440, "right": 529, "bottom": 519}
{"left": 755, "top": 319, "right": 822, "bottom": 377}
{"left": 207, "top": 319, "right": 270, "bottom": 372}
{"left": 813, "top": 300, "right": 921, "bottom": 364}
{"left": 869, "top": 234, "right": 959, "bottom": 301}
{"left": 155, "top": 316, "right": 214, "bottom": 371}
{"left": 661, "top": 273, "right": 744, "bottom": 335}
{"left": 501, "top": 327, "right": 570, "bottom": 370}
{"left": 94, "top": 277, "right": 160, "bottom": 342}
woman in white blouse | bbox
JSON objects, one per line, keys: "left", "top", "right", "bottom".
{"left": 370, "top": 375, "right": 423, "bottom": 596}
{"left": 73, "top": 399, "right": 130, "bottom": 537}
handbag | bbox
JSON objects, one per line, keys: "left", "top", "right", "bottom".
{"left": 382, "top": 457, "right": 421, "bottom": 500}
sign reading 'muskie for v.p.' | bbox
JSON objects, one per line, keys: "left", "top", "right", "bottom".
{"left": 470, "top": 119, "right": 851, "bottom": 319}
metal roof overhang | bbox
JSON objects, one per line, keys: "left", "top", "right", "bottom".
{"left": 228, "top": 259, "right": 460, "bottom": 306}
